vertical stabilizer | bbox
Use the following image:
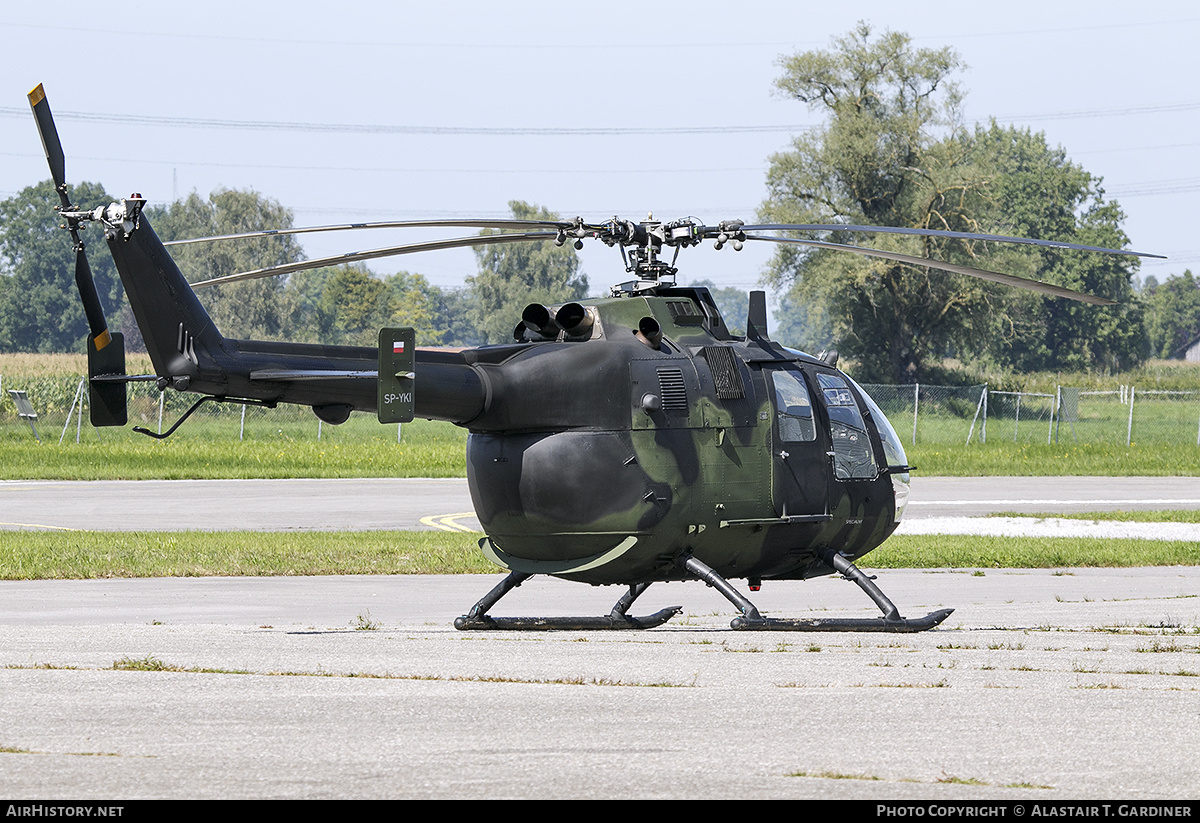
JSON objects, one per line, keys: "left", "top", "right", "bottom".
{"left": 105, "top": 205, "right": 226, "bottom": 393}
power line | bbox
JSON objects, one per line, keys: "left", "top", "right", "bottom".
{"left": 0, "top": 150, "right": 763, "bottom": 176}
{"left": 0, "top": 107, "right": 809, "bottom": 136}
{"left": 980, "top": 101, "right": 1200, "bottom": 123}
{"left": 1108, "top": 178, "right": 1200, "bottom": 198}
{"left": 4, "top": 16, "right": 1197, "bottom": 50}
{"left": 4, "top": 98, "right": 1194, "bottom": 138}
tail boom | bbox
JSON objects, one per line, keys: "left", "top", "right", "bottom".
{"left": 104, "top": 206, "right": 486, "bottom": 425}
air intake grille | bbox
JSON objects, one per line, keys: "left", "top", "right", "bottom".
{"left": 656, "top": 368, "right": 687, "bottom": 410}
{"left": 702, "top": 346, "right": 745, "bottom": 399}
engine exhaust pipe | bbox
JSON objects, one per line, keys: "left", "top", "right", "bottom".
{"left": 635, "top": 316, "right": 662, "bottom": 349}
{"left": 520, "top": 303, "right": 560, "bottom": 339}
{"left": 555, "top": 303, "right": 595, "bottom": 338}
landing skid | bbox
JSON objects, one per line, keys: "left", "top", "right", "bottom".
{"left": 453, "top": 553, "right": 952, "bottom": 633}
{"left": 454, "top": 572, "right": 682, "bottom": 631}
{"left": 679, "top": 552, "right": 953, "bottom": 633}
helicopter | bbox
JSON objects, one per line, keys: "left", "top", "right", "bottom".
{"left": 27, "top": 83, "right": 1162, "bottom": 632}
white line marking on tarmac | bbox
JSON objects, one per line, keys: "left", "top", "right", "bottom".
{"left": 897, "top": 516, "right": 1200, "bottom": 540}
{"left": 908, "top": 499, "right": 1200, "bottom": 507}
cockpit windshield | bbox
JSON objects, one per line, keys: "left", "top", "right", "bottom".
{"left": 846, "top": 376, "right": 911, "bottom": 522}
{"left": 846, "top": 376, "right": 907, "bottom": 469}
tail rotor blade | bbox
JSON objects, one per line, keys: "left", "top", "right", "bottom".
{"left": 28, "top": 84, "right": 67, "bottom": 194}
{"left": 75, "top": 246, "right": 112, "bottom": 349}
{"left": 28, "top": 83, "right": 113, "bottom": 350}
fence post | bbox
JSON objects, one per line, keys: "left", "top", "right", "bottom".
{"left": 76, "top": 379, "right": 84, "bottom": 443}
{"left": 240, "top": 404, "right": 247, "bottom": 441}
{"left": 967, "top": 385, "right": 986, "bottom": 445}
{"left": 1126, "top": 386, "right": 1135, "bottom": 446}
{"left": 59, "top": 377, "right": 86, "bottom": 445}
{"left": 1014, "top": 393, "right": 1022, "bottom": 442}
{"left": 158, "top": 391, "right": 165, "bottom": 435}
{"left": 1053, "top": 386, "right": 1060, "bottom": 444}
{"left": 981, "top": 385, "right": 988, "bottom": 443}
{"left": 912, "top": 382, "right": 919, "bottom": 446}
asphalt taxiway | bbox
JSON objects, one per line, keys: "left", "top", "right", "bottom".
{"left": 2, "top": 569, "right": 1199, "bottom": 799}
{"left": 1, "top": 476, "right": 1198, "bottom": 799}
{"left": 3, "top": 475, "right": 1199, "bottom": 532}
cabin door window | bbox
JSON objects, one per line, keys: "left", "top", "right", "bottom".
{"left": 815, "top": 372, "right": 877, "bottom": 480}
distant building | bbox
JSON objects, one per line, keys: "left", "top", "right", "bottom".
{"left": 1181, "top": 334, "right": 1200, "bottom": 363}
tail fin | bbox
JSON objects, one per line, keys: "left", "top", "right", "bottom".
{"left": 104, "top": 199, "right": 226, "bottom": 393}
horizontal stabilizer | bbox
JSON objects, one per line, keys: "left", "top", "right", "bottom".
{"left": 249, "top": 369, "right": 379, "bottom": 381}
{"left": 90, "top": 373, "right": 158, "bottom": 383}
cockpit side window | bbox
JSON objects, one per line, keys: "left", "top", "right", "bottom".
{"left": 816, "top": 372, "right": 877, "bottom": 480}
{"left": 770, "top": 370, "right": 816, "bottom": 443}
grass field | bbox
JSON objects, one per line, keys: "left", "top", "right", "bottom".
{"left": 1, "top": 527, "right": 1195, "bottom": 580}
{"left": 4, "top": 353, "right": 1197, "bottom": 478}
{"left": 0, "top": 530, "right": 495, "bottom": 579}
{"left": 2, "top": 420, "right": 1196, "bottom": 478}
{"left": 0, "top": 417, "right": 467, "bottom": 479}
{"left": 2, "top": 353, "right": 1197, "bottom": 579}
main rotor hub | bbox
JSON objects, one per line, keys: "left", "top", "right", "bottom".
{"left": 582, "top": 215, "right": 741, "bottom": 296}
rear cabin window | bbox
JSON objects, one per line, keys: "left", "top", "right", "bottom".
{"left": 770, "top": 370, "right": 816, "bottom": 443}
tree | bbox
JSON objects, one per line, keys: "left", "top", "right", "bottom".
{"left": 961, "top": 123, "right": 1145, "bottom": 373}
{"left": 1143, "top": 271, "right": 1200, "bottom": 358}
{"left": 430, "top": 287, "right": 484, "bottom": 348}
{"left": 0, "top": 180, "right": 122, "bottom": 352}
{"left": 386, "top": 271, "right": 447, "bottom": 346}
{"left": 468, "top": 201, "right": 587, "bottom": 343}
{"left": 298, "top": 266, "right": 450, "bottom": 347}
{"left": 760, "top": 24, "right": 1144, "bottom": 381}
{"left": 313, "top": 264, "right": 394, "bottom": 344}
{"left": 146, "top": 189, "right": 305, "bottom": 341}
{"left": 760, "top": 24, "right": 991, "bottom": 382}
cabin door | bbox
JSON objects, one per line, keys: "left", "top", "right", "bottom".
{"left": 766, "top": 366, "right": 829, "bottom": 518}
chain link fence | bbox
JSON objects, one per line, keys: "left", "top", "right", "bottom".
{"left": 0, "top": 374, "right": 401, "bottom": 444}
{"left": 859, "top": 382, "right": 1200, "bottom": 448}
{"left": 3, "top": 373, "right": 1199, "bottom": 447}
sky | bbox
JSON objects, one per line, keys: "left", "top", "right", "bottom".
{"left": 1, "top": 1, "right": 1197, "bottom": 311}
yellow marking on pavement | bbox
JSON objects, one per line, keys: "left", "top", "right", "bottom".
{"left": 419, "top": 512, "right": 481, "bottom": 533}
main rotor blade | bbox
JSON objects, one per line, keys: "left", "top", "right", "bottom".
{"left": 28, "top": 84, "right": 67, "bottom": 193}
{"left": 742, "top": 235, "right": 1117, "bottom": 305}
{"left": 165, "top": 218, "right": 572, "bottom": 247}
{"left": 192, "top": 231, "right": 561, "bottom": 288}
{"left": 741, "top": 223, "right": 1164, "bottom": 259}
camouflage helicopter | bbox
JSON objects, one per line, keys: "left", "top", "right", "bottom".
{"left": 28, "top": 84, "right": 1160, "bottom": 632}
